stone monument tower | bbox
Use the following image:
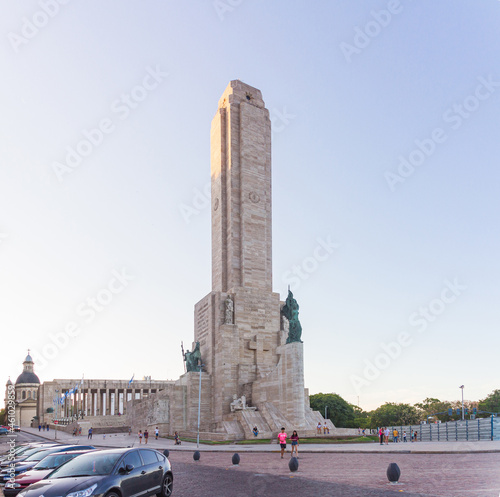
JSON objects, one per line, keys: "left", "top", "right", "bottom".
{"left": 126, "top": 80, "right": 332, "bottom": 439}
{"left": 191, "top": 80, "right": 327, "bottom": 437}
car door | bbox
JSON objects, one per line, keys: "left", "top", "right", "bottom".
{"left": 138, "top": 450, "right": 163, "bottom": 496}
{"left": 117, "top": 451, "right": 145, "bottom": 497}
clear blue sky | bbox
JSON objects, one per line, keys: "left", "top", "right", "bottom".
{"left": 1, "top": 1, "right": 498, "bottom": 411}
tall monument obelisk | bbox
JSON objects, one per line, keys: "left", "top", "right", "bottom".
{"left": 191, "top": 80, "right": 329, "bottom": 437}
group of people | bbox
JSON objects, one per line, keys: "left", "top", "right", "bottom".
{"left": 37, "top": 423, "right": 50, "bottom": 431}
{"left": 316, "top": 422, "right": 330, "bottom": 434}
{"left": 378, "top": 427, "right": 418, "bottom": 444}
{"left": 136, "top": 427, "right": 162, "bottom": 444}
{"left": 72, "top": 427, "right": 82, "bottom": 436}
{"left": 277, "top": 427, "right": 300, "bottom": 459}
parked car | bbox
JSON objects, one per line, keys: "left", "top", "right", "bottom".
{"left": 0, "top": 445, "right": 59, "bottom": 464}
{"left": 0, "top": 446, "right": 61, "bottom": 468}
{"left": 3, "top": 450, "right": 95, "bottom": 497}
{"left": 13, "top": 426, "right": 21, "bottom": 432}
{"left": 1, "top": 446, "right": 95, "bottom": 483}
{"left": 0, "top": 428, "right": 9, "bottom": 435}
{"left": 16, "top": 448, "right": 173, "bottom": 497}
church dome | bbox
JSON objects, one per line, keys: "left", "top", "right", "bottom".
{"left": 15, "top": 371, "right": 40, "bottom": 385}
{"left": 6, "top": 377, "right": 12, "bottom": 386}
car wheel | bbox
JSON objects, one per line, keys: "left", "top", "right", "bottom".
{"left": 158, "top": 473, "right": 173, "bottom": 497}
{"left": 105, "top": 492, "right": 121, "bottom": 497}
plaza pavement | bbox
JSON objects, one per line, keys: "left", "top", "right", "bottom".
{"left": 5, "top": 429, "right": 500, "bottom": 496}
{"left": 20, "top": 427, "right": 500, "bottom": 453}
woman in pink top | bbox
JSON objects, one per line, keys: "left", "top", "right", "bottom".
{"left": 277, "top": 427, "right": 287, "bottom": 459}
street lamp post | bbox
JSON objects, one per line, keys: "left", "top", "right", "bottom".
{"left": 325, "top": 406, "right": 329, "bottom": 420}
{"left": 54, "top": 390, "right": 58, "bottom": 441}
{"left": 197, "top": 362, "right": 203, "bottom": 449}
{"left": 459, "top": 385, "right": 465, "bottom": 421}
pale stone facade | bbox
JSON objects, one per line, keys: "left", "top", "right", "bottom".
{"left": 127, "top": 81, "right": 333, "bottom": 439}
{"left": 36, "top": 378, "right": 172, "bottom": 428}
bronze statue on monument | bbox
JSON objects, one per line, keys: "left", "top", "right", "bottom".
{"left": 281, "top": 290, "right": 303, "bottom": 343}
{"left": 184, "top": 341, "right": 202, "bottom": 372}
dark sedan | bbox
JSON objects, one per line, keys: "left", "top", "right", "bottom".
{"left": 16, "top": 448, "right": 173, "bottom": 497}
{"left": 4, "top": 450, "right": 95, "bottom": 497}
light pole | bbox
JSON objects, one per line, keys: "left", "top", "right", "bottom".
{"left": 459, "top": 385, "right": 465, "bottom": 420}
{"left": 325, "top": 406, "right": 329, "bottom": 420}
{"left": 54, "top": 389, "right": 58, "bottom": 441}
{"left": 197, "top": 362, "right": 203, "bottom": 448}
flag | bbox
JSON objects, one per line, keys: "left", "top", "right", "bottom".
{"left": 128, "top": 374, "right": 134, "bottom": 386}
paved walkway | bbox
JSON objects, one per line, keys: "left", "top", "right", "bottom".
{"left": 20, "top": 427, "right": 500, "bottom": 453}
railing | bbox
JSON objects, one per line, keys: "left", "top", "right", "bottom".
{"left": 387, "top": 417, "right": 499, "bottom": 442}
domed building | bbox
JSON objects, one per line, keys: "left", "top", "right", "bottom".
{"left": 13, "top": 351, "right": 40, "bottom": 427}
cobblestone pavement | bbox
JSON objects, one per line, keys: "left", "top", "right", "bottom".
{"left": 2, "top": 431, "right": 499, "bottom": 497}
{"left": 169, "top": 451, "right": 500, "bottom": 497}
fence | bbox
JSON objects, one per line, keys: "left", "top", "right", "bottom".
{"left": 387, "top": 417, "right": 499, "bottom": 442}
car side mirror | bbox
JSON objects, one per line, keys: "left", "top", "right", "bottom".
{"left": 119, "top": 464, "right": 134, "bottom": 474}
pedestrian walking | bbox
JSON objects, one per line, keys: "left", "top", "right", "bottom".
{"left": 88, "top": 427, "right": 93, "bottom": 439}
{"left": 144, "top": 430, "right": 149, "bottom": 444}
{"left": 414, "top": 430, "right": 418, "bottom": 442}
{"left": 393, "top": 429, "right": 398, "bottom": 443}
{"left": 174, "top": 431, "right": 181, "bottom": 445}
{"left": 290, "top": 430, "right": 299, "bottom": 458}
{"left": 38, "top": 424, "right": 41, "bottom": 432}
{"left": 138, "top": 430, "right": 143, "bottom": 444}
{"left": 379, "top": 427, "right": 384, "bottom": 445}
{"left": 403, "top": 430, "right": 407, "bottom": 442}
{"left": 384, "top": 427, "right": 390, "bottom": 445}
{"left": 155, "top": 427, "right": 159, "bottom": 440}
{"left": 277, "top": 427, "right": 287, "bottom": 459}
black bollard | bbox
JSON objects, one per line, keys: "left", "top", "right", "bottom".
{"left": 163, "top": 449, "right": 169, "bottom": 458}
{"left": 193, "top": 451, "right": 200, "bottom": 461}
{"left": 231, "top": 453, "right": 240, "bottom": 465}
{"left": 289, "top": 457, "right": 299, "bottom": 472}
{"left": 386, "top": 462, "right": 401, "bottom": 483}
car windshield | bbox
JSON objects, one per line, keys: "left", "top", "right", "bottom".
{"left": 24, "top": 450, "right": 55, "bottom": 462}
{"left": 34, "top": 454, "right": 75, "bottom": 470}
{"left": 17, "top": 447, "right": 43, "bottom": 458}
{"left": 49, "top": 453, "right": 122, "bottom": 478}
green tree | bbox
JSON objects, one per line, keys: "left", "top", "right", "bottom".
{"left": 370, "top": 402, "right": 420, "bottom": 427}
{"left": 309, "top": 393, "right": 358, "bottom": 428}
{"left": 0, "top": 408, "right": 5, "bottom": 425}
{"left": 478, "top": 390, "right": 500, "bottom": 416}
{"left": 414, "top": 397, "right": 454, "bottom": 422}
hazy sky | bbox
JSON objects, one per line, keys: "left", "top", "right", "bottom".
{"left": 1, "top": 1, "right": 499, "bottom": 412}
